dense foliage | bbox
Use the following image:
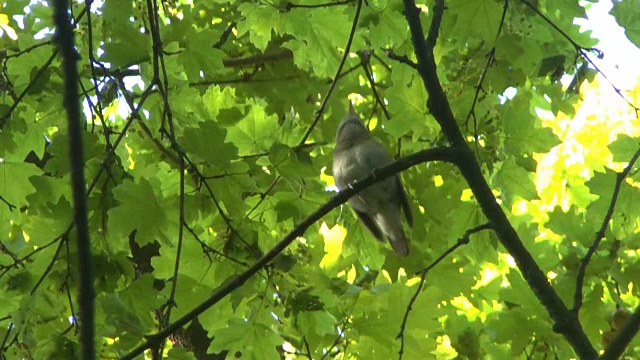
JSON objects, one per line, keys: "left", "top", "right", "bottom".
{"left": 0, "top": 0, "right": 639, "bottom": 359}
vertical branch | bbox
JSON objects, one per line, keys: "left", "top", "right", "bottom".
{"left": 299, "top": 0, "right": 364, "bottom": 145}
{"left": 83, "top": 0, "right": 113, "bottom": 147}
{"left": 358, "top": 51, "right": 391, "bottom": 120}
{"left": 464, "top": 0, "right": 507, "bottom": 134}
{"left": 142, "top": 1, "right": 187, "bottom": 358}
{"left": 52, "top": 1, "right": 95, "bottom": 359}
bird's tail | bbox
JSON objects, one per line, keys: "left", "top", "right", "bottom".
{"left": 388, "top": 232, "right": 409, "bottom": 257}
{"left": 375, "top": 207, "right": 410, "bottom": 257}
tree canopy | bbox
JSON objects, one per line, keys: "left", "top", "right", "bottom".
{"left": 1, "top": 0, "right": 640, "bottom": 359}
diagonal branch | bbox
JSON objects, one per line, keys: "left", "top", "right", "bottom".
{"left": 464, "top": 0, "right": 507, "bottom": 134}
{"left": 358, "top": 51, "right": 391, "bottom": 120}
{"left": 397, "top": 223, "right": 492, "bottom": 359}
{"left": 573, "top": 146, "right": 640, "bottom": 314}
{"left": 518, "top": 0, "right": 638, "bottom": 112}
{"left": 401, "top": 0, "right": 597, "bottom": 358}
{"left": 0, "top": 195, "right": 16, "bottom": 211}
{"left": 142, "top": 2, "right": 188, "bottom": 358}
{"left": 600, "top": 305, "right": 640, "bottom": 360}
{"left": 118, "top": 146, "right": 455, "bottom": 360}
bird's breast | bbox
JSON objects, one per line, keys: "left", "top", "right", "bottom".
{"left": 333, "top": 143, "right": 368, "bottom": 189}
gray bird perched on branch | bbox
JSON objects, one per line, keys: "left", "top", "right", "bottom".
{"left": 332, "top": 103, "right": 414, "bottom": 256}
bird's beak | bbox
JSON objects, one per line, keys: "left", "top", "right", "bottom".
{"left": 348, "top": 101, "right": 356, "bottom": 114}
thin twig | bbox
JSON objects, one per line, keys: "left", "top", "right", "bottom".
{"left": 0, "top": 323, "right": 13, "bottom": 355}
{"left": 464, "top": 0, "right": 506, "bottom": 134}
{"left": 0, "top": 236, "right": 62, "bottom": 280}
{"left": 0, "top": 6, "right": 90, "bottom": 129}
{"left": 397, "top": 223, "right": 491, "bottom": 359}
{"left": 299, "top": 0, "right": 364, "bottom": 145}
{"left": 184, "top": 224, "right": 249, "bottom": 267}
{"left": 0, "top": 52, "right": 57, "bottom": 129}
{"left": 518, "top": 0, "right": 638, "bottom": 111}
{"left": 359, "top": 51, "right": 391, "bottom": 120}
{"left": 318, "top": 323, "right": 346, "bottom": 360}
{"left": 0, "top": 195, "right": 16, "bottom": 211}
{"left": 303, "top": 336, "right": 313, "bottom": 360}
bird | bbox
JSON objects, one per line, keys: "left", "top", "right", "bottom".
{"left": 332, "top": 103, "right": 413, "bottom": 256}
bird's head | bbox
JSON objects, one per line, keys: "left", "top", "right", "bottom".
{"left": 336, "top": 103, "right": 369, "bottom": 146}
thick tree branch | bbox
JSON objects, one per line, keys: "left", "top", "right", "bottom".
{"left": 284, "top": 0, "right": 355, "bottom": 11}
{"left": 91, "top": 49, "right": 295, "bottom": 79}
{"left": 600, "top": 305, "right": 640, "bottom": 360}
{"left": 118, "top": 147, "right": 455, "bottom": 360}
{"left": 401, "top": 0, "right": 597, "bottom": 358}
{"left": 53, "top": 0, "right": 95, "bottom": 359}
{"left": 384, "top": 49, "right": 418, "bottom": 69}
{"left": 213, "top": 21, "right": 236, "bottom": 49}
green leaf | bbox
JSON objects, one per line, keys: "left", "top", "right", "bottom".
{"left": 225, "top": 102, "right": 279, "bottom": 155}
{"left": 179, "top": 28, "right": 228, "bottom": 80}
{"left": 166, "top": 348, "right": 197, "bottom": 360}
{"left": 107, "top": 177, "right": 168, "bottom": 246}
{"left": 492, "top": 157, "right": 540, "bottom": 205}
{"left": 608, "top": 134, "right": 639, "bottom": 163}
{"left": 282, "top": 8, "right": 351, "bottom": 78}
{"left": 546, "top": 207, "right": 597, "bottom": 247}
{"left": 296, "top": 310, "right": 337, "bottom": 338}
{"left": 180, "top": 121, "right": 238, "bottom": 168}
{"left": 610, "top": 0, "right": 640, "bottom": 48}
{"left": 366, "top": 7, "right": 410, "bottom": 49}
{"left": 208, "top": 319, "right": 283, "bottom": 360}
{"left": 385, "top": 65, "right": 435, "bottom": 140}
{"left": 503, "top": 94, "right": 561, "bottom": 155}
{"left": 442, "top": 0, "right": 505, "bottom": 42}
{"left": 0, "top": 160, "right": 41, "bottom": 207}
{"left": 100, "top": 28, "right": 150, "bottom": 68}
{"left": 237, "top": 4, "right": 282, "bottom": 51}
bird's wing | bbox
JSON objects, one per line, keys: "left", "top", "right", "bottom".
{"left": 357, "top": 138, "right": 396, "bottom": 193}
{"left": 353, "top": 209, "right": 384, "bottom": 242}
{"left": 396, "top": 177, "right": 413, "bottom": 227}
{"left": 359, "top": 138, "right": 413, "bottom": 227}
